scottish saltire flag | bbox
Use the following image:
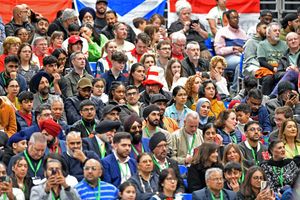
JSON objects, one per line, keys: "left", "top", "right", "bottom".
{"left": 74, "top": 0, "right": 166, "bottom": 26}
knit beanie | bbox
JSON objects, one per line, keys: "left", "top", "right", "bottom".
{"left": 39, "top": 119, "right": 62, "bottom": 138}
{"left": 142, "top": 105, "right": 160, "bottom": 119}
{"left": 124, "top": 114, "right": 143, "bottom": 132}
{"left": 149, "top": 132, "right": 167, "bottom": 152}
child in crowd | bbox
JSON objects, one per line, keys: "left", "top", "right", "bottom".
{"left": 235, "top": 103, "right": 252, "bottom": 134}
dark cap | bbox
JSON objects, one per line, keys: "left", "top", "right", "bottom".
{"left": 29, "top": 71, "right": 52, "bottom": 93}
{"left": 149, "top": 132, "right": 167, "bottom": 152}
{"left": 8, "top": 132, "right": 26, "bottom": 147}
{"left": 142, "top": 104, "right": 160, "bottom": 119}
{"left": 95, "top": 120, "right": 121, "bottom": 134}
{"left": 150, "top": 94, "right": 169, "bottom": 104}
{"left": 278, "top": 81, "right": 294, "bottom": 95}
{"left": 102, "top": 105, "right": 121, "bottom": 116}
{"left": 260, "top": 10, "right": 272, "bottom": 17}
{"left": 96, "top": 0, "right": 108, "bottom": 4}
{"left": 281, "top": 13, "right": 298, "bottom": 28}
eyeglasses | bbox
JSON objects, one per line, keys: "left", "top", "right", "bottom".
{"left": 160, "top": 47, "right": 171, "bottom": 51}
{"left": 252, "top": 176, "right": 264, "bottom": 180}
{"left": 126, "top": 92, "right": 138, "bottom": 96}
{"left": 247, "top": 127, "right": 262, "bottom": 132}
{"left": 209, "top": 177, "right": 223, "bottom": 182}
{"left": 83, "top": 166, "right": 99, "bottom": 171}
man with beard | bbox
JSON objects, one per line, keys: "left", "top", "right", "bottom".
{"left": 62, "top": 131, "right": 100, "bottom": 181}
{"left": 243, "top": 22, "right": 267, "bottom": 77}
{"left": 75, "top": 159, "right": 118, "bottom": 199}
{"left": 94, "top": 0, "right": 108, "bottom": 34}
{"left": 113, "top": 22, "right": 135, "bottom": 52}
{"left": 239, "top": 121, "right": 269, "bottom": 165}
{"left": 139, "top": 67, "right": 172, "bottom": 106}
{"left": 32, "top": 17, "right": 49, "bottom": 43}
{"left": 247, "top": 10, "right": 273, "bottom": 37}
{"left": 83, "top": 120, "right": 120, "bottom": 159}
{"left": 182, "top": 41, "right": 209, "bottom": 77}
{"left": 0, "top": 55, "right": 27, "bottom": 96}
{"left": 101, "top": 10, "right": 136, "bottom": 43}
{"left": 39, "top": 118, "right": 67, "bottom": 154}
{"left": 70, "top": 100, "right": 100, "bottom": 138}
{"left": 280, "top": 13, "right": 300, "bottom": 41}
{"left": 123, "top": 114, "right": 150, "bottom": 159}
{"left": 149, "top": 132, "right": 185, "bottom": 193}
{"left": 150, "top": 94, "right": 179, "bottom": 133}
{"left": 257, "top": 22, "right": 288, "bottom": 95}
{"left": 65, "top": 77, "right": 104, "bottom": 125}
{"left": 30, "top": 71, "right": 56, "bottom": 110}
{"left": 101, "top": 132, "right": 137, "bottom": 187}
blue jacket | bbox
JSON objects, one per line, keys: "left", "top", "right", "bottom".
{"left": 129, "top": 138, "right": 151, "bottom": 159}
{"left": 16, "top": 111, "right": 36, "bottom": 131}
{"left": 62, "top": 150, "right": 100, "bottom": 181}
{"left": 101, "top": 153, "right": 137, "bottom": 188}
{"left": 218, "top": 128, "right": 243, "bottom": 145}
{"left": 192, "top": 188, "right": 237, "bottom": 200}
{"left": 100, "top": 70, "right": 128, "bottom": 94}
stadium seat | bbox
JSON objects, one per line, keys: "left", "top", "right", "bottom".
{"left": 89, "top": 62, "right": 97, "bottom": 77}
{"left": 176, "top": 193, "right": 192, "bottom": 200}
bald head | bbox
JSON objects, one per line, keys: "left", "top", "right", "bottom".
{"left": 84, "top": 159, "right": 102, "bottom": 169}
{"left": 84, "top": 159, "right": 102, "bottom": 184}
{"left": 286, "top": 32, "right": 300, "bottom": 51}
{"left": 13, "top": 4, "right": 28, "bottom": 22}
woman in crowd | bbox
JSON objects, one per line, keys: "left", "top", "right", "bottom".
{"left": 187, "top": 142, "right": 223, "bottom": 193}
{"left": 164, "top": 86, "right": 192, "bottom": 128}
{"left": 11, "top": 155, "right": 34, "bottom": 200}
{"left": 128, "top": 153, "right": 159, "bottom": 200}
{"left": 92, "top": 78, "right": 108, "bottom": 104}
{"left": 79, "top": 23, "right": 108, "bottom": 62}
{"left": 118, "top": 181, "right": 137, "bottom": 200}
{"left": 196, "top": 98, "right": 215, "bottom": 130}
{"left": 260, "top": 139, "right": 299, "bottom": 192}
{"left": 150, "top": 168, "right": 182, "bottom": 200}
{"left": 140, "top": 53, "right": 156, "bottom": 74}
{"left": 237, "top": 166, "right": 275, "bottom": 200}
{"left": 0, "top": 36, "right": 21, "bottom": 71}
{"left": 165, "top": 58, "right": 187, "bottom": 91}
{"left": 127, "top": 63, "right": 146, "bottom": 93}
{"left": 278, "top": 119, "right": 300, "bottom": 158}
{"left": 108, "top": 81, "right": 126, "bottom": 105}
{"left": 149, "top": 14, "right": 168, "bottom": 40}
{"left": 215, "top": 109, "right": 243, "bottom": 145}
{"left": 209, "top": 56, "right": 229, "bottom": 99}
{"left": 202, "top": 123, "right": 223, "bottom": 145}
{"left": 4, "top": 79, "right": 20, "bottom": 110}
{"left": 184, "top": 74, "right": 202, "bottom": 110}
{"left": 51, "top": 48, "right": 68, "bottom": 75}
{"left": 96, "top": 40, "right": 117, "bottom": 75}
{"left": 17, "top": 43, "right": 39, "bottom": 84}
{"left": 198, "top": 80, "right": 226, "bottom": 117}
{"left": 14, "top": 28, "right": 30, "bottom": 44}
{"left": 144, "top": 25, "right": 160, "bottom": 51}
{"left": 49, "top": 31, "right": 64, "bottom": 54}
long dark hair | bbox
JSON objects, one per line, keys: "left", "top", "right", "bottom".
{"left": 192, "top": 142, "right": 220, "bottom": 167}
{"left": 240, "top": 166, "right": 267, "bottom": 198}
{"left": 128, "top": 63, "right": 145, "bottom": 85}
{"left": 198, "top": 80, "right": 218, "bottom": 99}
{"left": 80, "top": 23, "right": 101, "bottom": 46}
{"left": 158, "top": 168, "right": 179, "bottom": 193}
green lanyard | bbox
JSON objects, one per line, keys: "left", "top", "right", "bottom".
{"left": 97, "top": 142, "right": 106, "bottom": 159}
{"left": 272, "top": 166, "right": 284, "bottom": 187}
{"left": 51, "top": 191, "right": 60, "bottom": 200}
{"left": 144, "top": 127, "right": 157, "bottom": 138}
{"left": 24, "top": 150, "right": 42, "bottom": 177}
{"left": 239, "top": 170, "right": 245, "bottom": 184}
{"left": 131, "top": 144, "right": 144, "bottom": 157}
{"left": 3, "top": 193, "right": 6, "bottom": 200}
{"left": 95, "top": 178, "right": 101, "bottom": 200}
{"left": 251, "top": 147, "right": 258, "bottom": 165}
{"left": 81, "top": 120, "right": 96, "bottom": 136}
{"left": 187, "top": 134, "right": 196, "bottom": 155}
{"left": 1, "top": 73, "right": 7, "bottom": 86}
{"left": 117, "top": 161, "right": 129, "bottom": 181}
{"left": 210, "top": 190, "right": 224, "bottom": 200}
{"left": 152, "top": 156, "right": 169, "bottom": 171}
{"left": 230, "top": 135, "right": 237, "bottom": 144}
{"left": 217, "top": 6, "right": 224, "bottom": 27}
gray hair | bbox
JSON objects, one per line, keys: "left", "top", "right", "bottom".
{"left": 185, "top": 111, "right": 200, "bottom": 121}
{"left": 62, "top": 8, "right": 78, "bottom": 21}
{"left": 266, "top": 22, "right": 281, "bottom": 36}
{"left": 286, "top": 31, "right": 298, "bottom": 40}
{"left": 170, "top": 32, "right": 186, "bottom": 44}
{"left": 49, "top": 95, "right": 64, "bottom": 108}
{"left": 186, "top": 41, "right": 200, "bottom": 50}
{"left": 33, "top": 36, "right": 47, "bottom": 46}
{"left": 70, "top": 51, "right": 84, "bottom": 61}
{"left": 29, "top": 132, "right": 47, "bottom": 145}
{"left": 205, "top": 168, "right": 223, "bottom": 181}
{"left": 175, "top": 0, "right": 191, "bottom": 14}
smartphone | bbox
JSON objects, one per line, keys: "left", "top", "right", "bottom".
{"left": 0, "top": 176, "right": 9, "bottom": 182}
{"left": 51, "top": 169, "right": 57, "bottom": 176}
{"left": 261, "top": 181, "right": 268, "bottom": 191}
{"left": 289, "top": 93, "right": 296, "bottom": 100}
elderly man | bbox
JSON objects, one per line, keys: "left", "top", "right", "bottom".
{"left": 182, "top": 41, "right": 209, "bottom": 76}
{"left": 32, "top": 37, "right": 49, "bottom": 68}
{"left": 256, "top": 22, "right": 288, "bottom": 95}
{"left": 170, "top": 32, "right": 186, "bottom": 61}
{"left": 192, "top": 168, "right": 236, "bottom": 200}
{"left": 62, "top": 131, "right": 100, "bottom": 181}
{"left": 280, "top": 13, "right": 300, "bottom": 41}
{"left": 171, "top": 111, "right": 204, "bottom": 165}
{"left": 48, "top": 8, "right": 78, "bottom": 40}
{"left": 8, "top": 132, "right": 47, "bottom": 182}
{"left": 75, "top": 159, "right": 118, "bottom": 199}
{"left": 5, "top": 4, "right": 34, "bottom": 36}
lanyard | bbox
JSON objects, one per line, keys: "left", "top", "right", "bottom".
{"left": 217, "top": 6, "right": 224, "bottom": 27}
{"left": 152, "top": 156, "right": 169, "bottom": 171}
{"left": 51, "top": 191, "right": 60, "bottom": 200}
{"left": 187, "top": 134, "right": 196, "bottom": 155}
{"left": 131, "top": 144, "right": 144, "bottom": 157}
{"left": 81, "top": 120, "right": 96, "bottom": 136}
{"left": 117, "top": 161, "right": 129, "bottom": 181}
{"left": 3, "top": 193, "right": 6, "bottom": 200}
{"left": 239, "top": 170, "right": 245, "bottom": 184}
{"left": 251, "top": 147, "right": 258, "bottom": 165}
{"left": 144, "top": 127, "right": 157, "bottom": 138}
{"left": 97, "top": 142, "right": 106, "bottom": 159}
{"left": 24, "top": 150, "right": 42, "bottom": 177}
{"left": 95, "top": 178, "right": 101, "bottom": 200}
{"left": 272, "top": 166, "right": 284, "bottom": 187}
{"left": 230, "top": 134, "right": 237, "bottom": 144}
{"left": 210, "top": 190, "right": 224, "bottom": 200}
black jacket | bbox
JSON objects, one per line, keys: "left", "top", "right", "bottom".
{"left": 48, "top": 18, "right": 68, "bottom": 40}
{"left": 181, "top": 56, "right": 210, "bottom": 77}
{"left": 82, "top": 136, "right": 112, "bottom": 159}
{"left": 139, "top": 90, "right": 172, "bottom": 106}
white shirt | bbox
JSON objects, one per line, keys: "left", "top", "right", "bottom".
{"left": 114, "top": 152, "right": 131, "bottom": 184}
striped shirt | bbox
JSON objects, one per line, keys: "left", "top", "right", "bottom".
{"left": 75, "top": 179, "right": 118, "bottom": 200}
